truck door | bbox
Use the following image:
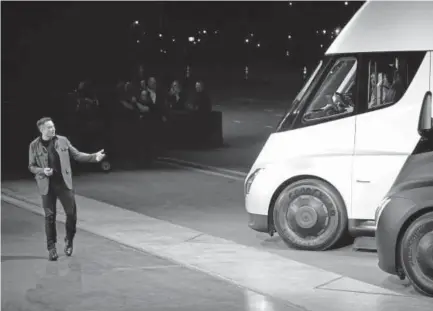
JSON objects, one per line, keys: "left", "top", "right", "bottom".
{"left": 351, "top": 51, "right": 431, "bottom": 220}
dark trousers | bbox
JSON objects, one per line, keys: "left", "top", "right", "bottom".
{"left": 41, "top": 179, "right": 77, "bottom": 250}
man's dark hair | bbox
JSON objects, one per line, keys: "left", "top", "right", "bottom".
{"left": 36, "top": 117, "right": 52, "bottom": 129}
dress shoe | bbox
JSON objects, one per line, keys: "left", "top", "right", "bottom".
{"left": 48, "top": 248, "right": 58, "bottom": 261}
{"left": 64, "top": 238, "right": 73, "bottom": 256}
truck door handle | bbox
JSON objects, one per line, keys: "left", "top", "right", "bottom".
{"left": 356, "top": 180, "right": 371, "bottom": 183}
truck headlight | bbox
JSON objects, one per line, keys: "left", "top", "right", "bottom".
{"left": 375, "top": 197, "right": 391, "bottom": 223}
{"left": 245, "top": 168, "right": 263, "bottom": 196}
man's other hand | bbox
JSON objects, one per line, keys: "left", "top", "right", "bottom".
{"left": 95, "top": 149, "right": 106, "bottom": 162}
{"left": 43, "top": 168, "right": 53, "bottom": 176}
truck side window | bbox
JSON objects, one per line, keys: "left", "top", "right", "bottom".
{"left": 303, "top": 57, "right": 357, "bottom": 122}
{"left": 366, "top": 52, "right": 425, "bottom": 111}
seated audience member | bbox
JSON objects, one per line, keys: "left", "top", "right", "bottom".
{"left": 166, "top": 80, "right": 187, "bottom": 112}
{"left": 147, "top": 76, "right": 167, "bottom": 121}
{"left": 143, "top": 77, "right": 168, "bottom": 152}
{"left": 136, "top": 89, "right": 152, "bottom": 116}
{"left": 147, "top": 77, "right": 158, "bottom": 105}
{"left": 189, "top": 81, "right": 211, "bottom": 114}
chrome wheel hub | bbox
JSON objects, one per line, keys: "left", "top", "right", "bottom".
{"left": 295, "top": 206, "right": 318, "bottom": 229}
{"left": 285, "top": 192, "right": 334, "bottom": 240}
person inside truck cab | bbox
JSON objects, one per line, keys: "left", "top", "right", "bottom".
{"left": 385, "top": 70, "right": 406, "bottom": 104}
{"left": 369, "top": 71, "right": 391, "bottom": 108}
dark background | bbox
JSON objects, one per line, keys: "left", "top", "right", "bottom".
{"left": 1, "top": 1, "right": 364, "bottom": 175}
{"left": 2, "top": 1, "right": 364, "bottom": 92}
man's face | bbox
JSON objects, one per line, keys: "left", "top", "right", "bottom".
{"left": 172, "top": 81, "right": 180, "bottom": 93}
{"left": 40, "top": 121, "right": 56, "bottom": 138}
{"left": 195, "top": 82, "right": 203, "bottom": 92}
{"left": 148, "top": 78, "right": 156, "bottom": 90}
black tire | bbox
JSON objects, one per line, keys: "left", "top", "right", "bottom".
{"left": 400, "top": 211, "right": 433, "bottom": 297}
{"left": 273, "top": 178, "right": 348, "bottom": 251}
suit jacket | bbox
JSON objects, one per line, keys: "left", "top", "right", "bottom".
{"left": 147, "top": 88, "right": 168, "bottom": 117}
{"left": 166, "top": 92, "right": 187, "bottom": 111}
{"left": 28, "top": 135, "right": 97, "bottom": 195}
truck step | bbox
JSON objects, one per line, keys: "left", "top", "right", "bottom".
{"left": 353, "top": 236, "right": 377, "bottom": 252}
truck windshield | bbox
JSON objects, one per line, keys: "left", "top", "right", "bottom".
{"left": 283, "top": 61, "right": 324, "bottom": 116}
{"left": 277, "top": 60, "right": 324, "bottom": 130}
{"left": 295, "top": 61, "right": 324, "bottom": 103}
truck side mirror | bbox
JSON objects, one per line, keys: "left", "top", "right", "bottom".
{"left": 418, "top": 91, "right": 432, "bottom": 136}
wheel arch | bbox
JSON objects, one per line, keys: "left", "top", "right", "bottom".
{"left": 267, "top": 174, "right": 348, "bottom": 232}
{"left": 395, "top": 206, "right": 433, "bottom": 271}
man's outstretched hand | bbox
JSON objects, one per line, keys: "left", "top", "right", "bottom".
{"left": 95, "top": 149, "right": 106, "bottom": 162}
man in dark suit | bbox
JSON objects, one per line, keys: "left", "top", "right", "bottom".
{"left": 146, "top": 76, "right": 166, "bottom": 117}
{"left": 146, "top": 76, "right": 168, "bottom": 151}
{"left": 28, "top": 117, "right": 105, "bottom": 261}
